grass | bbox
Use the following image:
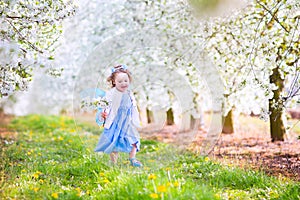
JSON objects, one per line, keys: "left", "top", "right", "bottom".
{"left": 1, "top": 115, "right": 299, "bottom": 199}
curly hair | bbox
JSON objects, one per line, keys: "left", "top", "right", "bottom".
{"left": 107, "top": 65, "right": 132, "bottom": 88}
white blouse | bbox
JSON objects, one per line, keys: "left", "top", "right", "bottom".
{"left": 103, "top": 87, "right": 141, "bottom": 129}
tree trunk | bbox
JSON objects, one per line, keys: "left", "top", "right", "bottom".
{"left": 166, "top": 108, "right": 174, "bottom": 125}
{"left": 222, "top": 109, "right": 234, "bottom": 134}
{"left": 179, "top": 112, "right": 191, "bottom": 132}
{"left": 269, "top": 67, "right": 286, "bottom": 142}
{"left": 190, "top": 115, "right": 201, "bottom": 130}
{"left": 146, "top": 108, "right": 154, "bottom": 124}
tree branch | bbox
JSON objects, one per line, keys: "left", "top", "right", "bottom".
{"left": 256, "top": 0, "right": 289, "bottom": 33}
{"left": 5, "top": 19, "right": 44, "bottom": 54}
{"left": 278, "top": 18, "right": 300, "bottom": 68}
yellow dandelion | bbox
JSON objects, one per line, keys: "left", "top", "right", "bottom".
{"left": 51, "top": 192, "right": 59, "bottom": 199}
{"left": 33, "top": 187, "right": 39, "bottom": 192}
{"left": 27, "top": 151, "right": 32, "bottom": 155}
{"left": 173, "top": 181, "right": 179, "bottom": 187}
{"left": 57, "top": 136, "right": 64, "bottom": 141}
{"left": 39, "top": 179, "right": 44, "bottom": 184}
{"left": 102, "top": 179, "right": 110, "bottom": 183}
{"left": 150, "top": 193, "right": 159, "bottom": 198}
{"left": 204, "top": 157, "right": 210, "bottom": 162}
{"left": 165, "top": 167, "right": 171, "bottom": 171}
{"left": 167, "top": 182, "right": 171, "bottom": 186}
{"left": 157, "top": 185, "right": 167, "bottom": 193}
{"left": 148, "top": 174, "right": 157, "bottom": 180}
{"left": 99, "top": 172, "right": 105, "bottom": 177}
{"left": 33, "top": 173, "right": 39, "bottom": 179}
{"left": 75, "top": 188, "right": 81, "bottom": 193}
{"left": 33, "top": 171, "right": 42, "bottom": 179}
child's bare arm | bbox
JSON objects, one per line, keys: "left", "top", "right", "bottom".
{"left": 101, "top": 111, "right": 108, "bottom": 119}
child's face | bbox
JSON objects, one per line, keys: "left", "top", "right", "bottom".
{"left": 114, "top": 72, "right": 130, "bottom": 92}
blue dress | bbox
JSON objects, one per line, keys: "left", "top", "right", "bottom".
{"left": 94, "top": 92, "right": 140, "bottom": 153}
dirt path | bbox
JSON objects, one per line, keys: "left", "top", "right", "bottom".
{"left": 140, "top": 122, "right": 300, "bottom": 182}
{"left": 210, "top": 134, "right": 300, "bottom": 181}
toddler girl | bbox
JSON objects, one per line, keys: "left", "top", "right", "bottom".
{"left": 94, "top": 64, "right": 142, "bottom": 167}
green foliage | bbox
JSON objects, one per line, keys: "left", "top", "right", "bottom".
{"left": 1, "top": 115, "right": 299, "bottom": 199}
{"left": 8, "top": 114, "right": 100, "bottom": 134}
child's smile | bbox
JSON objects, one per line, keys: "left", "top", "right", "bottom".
{"left": 115, "top": 72, "right": 130, "bottom": 92}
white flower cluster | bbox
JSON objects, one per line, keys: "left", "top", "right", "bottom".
{"left": 80, "top": 96, "right": 109, "bottom": 111}
{"left": 0, "top": 68, "right": 31, "bottom": 98}
{"left": 0, "top": 41, "right": 32, "bottom": 97}
{"left": 45, "top": 68, "right": 64, "bottom": 77}
{"left": 0, "top": 0, "right": 76, "bottom": 98}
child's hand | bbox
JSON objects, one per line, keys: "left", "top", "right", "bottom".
{"left": 101, "top": 112, "right": 108, "bottom": 119}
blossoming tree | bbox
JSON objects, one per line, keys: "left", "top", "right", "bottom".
{"left": 204, "top": 0, "right": 300, "bottom": 141}
{"left": 0, "top": 0, "right": 76, "bottom": 98}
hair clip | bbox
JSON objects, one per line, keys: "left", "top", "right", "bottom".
{"left": 111, "top": 64, "right": 128, "bottom": 73}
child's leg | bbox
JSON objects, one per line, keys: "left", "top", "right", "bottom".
{"left": 110, "top": 152, "right": 118, "bottom": 163}
{"left": 129, "top": 144, "right": 137, "bottom": 159}
{"left": 129, "top": 144, "right": 142, "bottom": 167}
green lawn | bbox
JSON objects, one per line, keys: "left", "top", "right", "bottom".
{"left": 0, "top": 115, "right": 299, "bottom": 199}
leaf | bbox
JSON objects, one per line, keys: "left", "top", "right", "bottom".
{"left": 48, "top": 55, "right": 55, "bottom": 60}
